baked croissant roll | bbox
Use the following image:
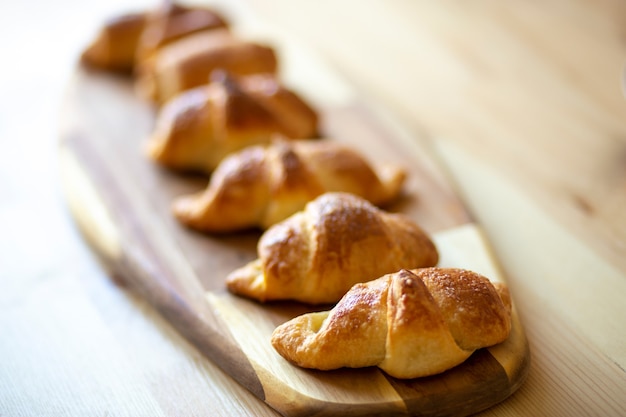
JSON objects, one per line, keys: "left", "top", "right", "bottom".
{"left": 173, "top": 140, "right": 405, "bottom": 233}
{"left": 134, "top": 2, "right": 228, "bottom": 68}
{"left": 226, "top": 193, "right": 438, "bottom": 304}
{"left": 136, "top": 28, "right": 278, "bottom": 103}
{"left": 271, "top": 268, "right": 512, "bottom": 379}
{"left": 147, "top": 71, "right": 319, "bottom": 174}
{"left": 81, "top": 12, "right": 147, "bottom": 73}
{"left": 81, "top": 2, "right": 227, "bottom": 74}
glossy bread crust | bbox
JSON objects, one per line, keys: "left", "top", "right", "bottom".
{"left": 135, "top": 3, "right": 228, "bottom": 66}
{"left": 136, "top": 29, "right": 278, "bottom": 103}
{"left": 81, "top": 12, "right": 148, "bottom": 73}
{"left": 172, "top": 143, "right": 406, "bottom": 233}
{"left": 226, "top": 193, "right": 438, "bottom": 303}
{"left": 147, "top": 72, "right": 318, "bottom": 173}
{"left": 81, "top": 3, "right": 228, "bottom": 74}
{"left": 271, "top": 268, "right": 512, "bottom": 378}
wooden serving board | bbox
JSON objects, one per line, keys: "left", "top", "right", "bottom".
{"left": 58, "top": 14, "right": 529, "bottom": 417}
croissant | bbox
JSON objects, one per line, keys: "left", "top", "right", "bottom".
{"left": 225, "top": 193, "right": 438, "bottom": 304}
{"left": 81, "top": 12, "right": 147, "bottom": 73}
{"left": 173, "top": 139, "right": 405, "bottom": 232}
{"left": 135, "top": 29, "right": 278, "bottom": 103}
{"left": 147, "top": 72, "right": 319, "bottom": 174}
{"left": 81, "top": 3, "right": 227, "bottom": 74}
{"left": 271, "top": 268, "right": 512, "bottom": 379}
{"left": 134, "top": 2, "right": 228, "bottom": 68}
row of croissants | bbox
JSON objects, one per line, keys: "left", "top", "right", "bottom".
{"left": 81, "top": 1, "right": 513, "bottom": 379}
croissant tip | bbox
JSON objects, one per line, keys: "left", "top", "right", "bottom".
{"left": 225, "top": 260, "right": 267, "bottom": 302}
{"left": 144, "top": 134, "right": 176, "bottom": 167}
{"left": 79, "top": 48, "right": 95, "bottom": 66}
{"left": 388, "top": 166, "right": 407, "bottom": 188}
{"left": 144, "top": 138, "right": 160, "bottom": 159}
{"left": 376, "top": 165, "right": 407, "bottom": 203}
{"left": 172, "top": 195, "right": 200, "bottom": 224}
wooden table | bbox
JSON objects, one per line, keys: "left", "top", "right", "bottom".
{"left": 1, "top": 0, "right": 624, "bottom": 415}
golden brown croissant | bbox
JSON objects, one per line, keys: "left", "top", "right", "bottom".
{"left": 81, "top": 12, "right": 147, "bottom": 73}
{"left": 271, "top": 268, "right": 512, "bottom": 379}
{"left": 225, "top": 193, "right": 438, "bottom": 304}
{"left": 134, "top": 2, "right": 228, "bottom": 67}
{"left": 135, "top": 29, "right": 278, "bottom": 103}
{"left": 147, "top": 72, "right": 318, "bottom": 174}
{"left": 81, "top": 3, "right": 227, "bottom": 74}
{"left": 173, "top": 140, "right": 406, "bottom": 233}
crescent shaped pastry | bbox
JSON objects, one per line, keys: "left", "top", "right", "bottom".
{"left": 135, "top": 2, "right": 228, "bottom": 68}
{"left": 172, "top": 140, "right": 405, "bottom": 232}
{"left": 135, "top": 29, "right": 278, "bottom": 103}
{"left": 81, "top": 12, "right": 148, "bottom": 73}
{"left": 226, "top": 193, "right": 438, "bottom": 304}
{"left": 81, "top": 2, "right": 228, "bottom": 74}
{"left": 147, "top": 72, "right": 319, "bottom": 173}
{"left": 271, "top": 268, "right": 512, "bottom": 379}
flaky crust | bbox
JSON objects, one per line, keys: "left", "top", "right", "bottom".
{"left": 173, "top": 141, "right": 406, "bottom": 232}
{"left": 225, "top": 193, "right": 438, "bottom": 304}
{"left": 147, "top": 72, "right": 318, "bottom": 174}
{"left": 136, "top": 29, "right": 278, "bottom": 103}
{"left": 271, "top": 268, "right": 512, "bottom": 379}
